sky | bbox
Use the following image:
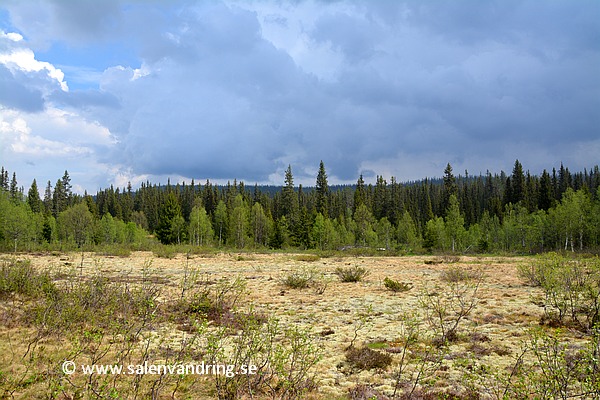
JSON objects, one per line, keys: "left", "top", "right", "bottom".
{"left": 0, "top": 0, "right": 599, "bottom": 194}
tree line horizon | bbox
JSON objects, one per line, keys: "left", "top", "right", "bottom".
{"left": 1, "top": 160, "right": 599, "bottom": 253}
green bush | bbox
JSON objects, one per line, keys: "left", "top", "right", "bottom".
{"left": 383, "top": 277, "right": 413, "bottom": 293}
{"left": 0, "top": 258, "right": 56, "bottom": 299}
{"left": 281, "top": 267, "right": 317, "bottom": 289}
{"left": 334, "top": 265, "right": 369, "bottom": 282}
{"left": 440, "top": 266, "right": 482, "bottom": 283}
{"left": 521, "top": 253, "right": 600, "bottom": 331}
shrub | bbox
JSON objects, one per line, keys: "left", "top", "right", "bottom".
{"left": 153, "top": 244, "right": 178, "bottom": 259}
{"left": 281, "top": 268, "right": 315, "bottom": 289}
{"left": 419, "top": 277, "right": 481, "bottom": 346}
{"left": 383, "top": 277, "right": 413, "bottom": 293}
{"left": 486, "top": 327, "right": 600, "bottom": 399}
{"left": 440, "top": 266, "right": 482, "bottom": 283}
{"left": 335, "top": 265, "right": 369, "bottom": 282}
{"left": 345, "top": 346, "right": 393, "bottom": 370}
{"left": 206, "top": 316, "right": 322, "bottom": 399}
{"left": 522, "top": 253, "right": 600, "bottom": 331}
{"left": 0, "top": 258, "right": 56, "bottom": 299}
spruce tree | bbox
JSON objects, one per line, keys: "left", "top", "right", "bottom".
{"left": 373, "top": 175, "right": 388, "bottom": 220}
{"left": 510, "top": 159, "right": 526, "bottom": 204}
{"left": 538, "top": 169, "right": 553, "bottom": 210}
{"left": 43, "top": 181, "right": 53, "bottom": 215}
{"left": 52, "top": 179, "right": 66, "bottom": 217}
{"left": 442, "top": 163, "right": 457, "bottom": 215}
{"left": 315, "top": 161, "right": 329, "bottom": 217}
{"left": 61, "top": 170, "right": 72, "bottom": 207}
{"left": 281, "top": 165, "right": 299, "bottom": 222}
{"left": 155, "top": 191, "right": 182, "bottom": 245}
{"left": 9, "top": 172, "right": 19, "bottom": 201}
{"left": 0, "top": 167, "right": 8, "bottom": 191}
{"left": 354, "top": 174, "right": 366, "bottom": 213}
{"left": 27, "top": 179, "right": 42, "bottom": 213}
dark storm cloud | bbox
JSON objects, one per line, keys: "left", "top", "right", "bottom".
{"left": 2, "top": 0, "right": 599, "bottom": 189}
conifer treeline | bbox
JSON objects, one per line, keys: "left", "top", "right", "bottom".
{"left": 1, "top": 160, "right": 599, "bottom": 253}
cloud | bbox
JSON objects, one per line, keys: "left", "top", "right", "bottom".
{"left": 0, "top": 64, "right": 45, "bottom": 111}
{"left": 1, "top": 0, "right": 598, "bottom": 193}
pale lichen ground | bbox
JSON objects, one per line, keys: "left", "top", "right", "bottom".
{"left": 21, "top": 251, "right": 553, "bottom": 398}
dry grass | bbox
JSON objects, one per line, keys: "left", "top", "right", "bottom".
{"left": 0, "top": 252, "right": 592, "bottom": 399}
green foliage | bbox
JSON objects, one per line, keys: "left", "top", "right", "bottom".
{"left": 281, "top": 266, "right": 321, "bottom": 289}
{"left": 334, "top": 265, "right": 370, "bottom": 282}
{"left": 2, "top": 161, "right": 600, "bottom": 254}
{"left": 520, "top": 253, "right": 600, "bottom": 331}
{"left": 487, "top": 327, "right": 600, "bottom": 399}
{"left": 188, "top": 204, "right": 214, "bottom": 246}
{"left": 57, "top": 202, "right": 94, "bottom": 247}
{"left": 383, "top": 277, "right": 413, "bottom": 293}
{"left": 155, "top": 191, "right": 183, "bottom": 245}
{"left": 0, "top": 258, "right": 56, "bottom": 299}
{"left": 440, "top": 266, "right": 482, "bottom": 283}
{"left": 228, "top": 194, "right": 250, "bottom": 249}
{"left": 205, "top": 317, "right": 321, "bottom": 399}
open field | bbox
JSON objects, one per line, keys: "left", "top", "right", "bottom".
{"left": 1, "top": 251, "right": 597, "bottom": 399}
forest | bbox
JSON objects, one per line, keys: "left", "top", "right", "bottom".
{"left": 1, "top": 160, "right": 599, "bottom": 254}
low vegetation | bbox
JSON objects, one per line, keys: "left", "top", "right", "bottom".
{"left": 1, "top": 252, "right": 599, "bottom": 399}
{"left": 383, "top": 277, "right": 413, "bottom": 293}
{"left": 334, "top": 265, "right": 370, "bottom": 282}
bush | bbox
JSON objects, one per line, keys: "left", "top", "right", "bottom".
{"left": 153, "top": 244, "right": 178, "bottom": 259}
{"left": 383, "top": 277, "right": 413, "bottom": 293}
{"left": 345, "top": 346, "right": 393, "bottom": 370}
{"left": 281, "top": 267, "right": 320, "bottom": 289}
{"left": 521, "top": 253, "right": 600, "bottom": 331}
{"left": 335, "top": 265, "right": 369, "bottom": 282}
{"left": 0, "top": 258, "right": 56, "bottom": 299}
{"left": 282, "top": 270, "right": 313, "bottom": 289}
{"left": 487, "top": 327, "right": 600, "bottom": 399}
{"left": 440, "top": 266, "right": 482, "bottom": 283}
{"left": 419, "top": 277, "right": 481, "bottom": 346}
{"left": 205, "top": 316, "right": 322, "bottom": 399}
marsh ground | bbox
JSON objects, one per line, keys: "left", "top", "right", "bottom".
{"left": 1, "top": 251, "right": 585, "bottom": 398}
